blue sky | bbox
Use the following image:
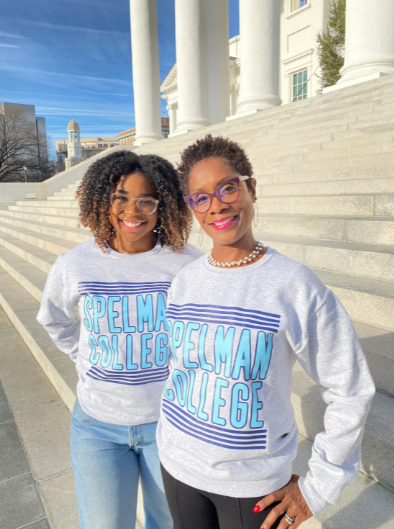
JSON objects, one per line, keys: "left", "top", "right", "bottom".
{"left": 0, "top": 0, "right": 239, "bottom": 151}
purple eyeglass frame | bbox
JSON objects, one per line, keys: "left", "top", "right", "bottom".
{"left": 184, "top": 175, "right": 251, "bottom": 213}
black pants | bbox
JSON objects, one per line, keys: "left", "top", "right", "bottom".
{"left": 161, "top": 465, "right": 285, "bottom": 529}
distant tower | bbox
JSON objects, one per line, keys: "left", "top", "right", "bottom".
{"left": 65, "top": 118, "right": 83, "bottom": 168}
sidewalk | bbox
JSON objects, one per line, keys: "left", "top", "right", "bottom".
{"left": 0, "top": 306, "right": 79, "bottom": 529}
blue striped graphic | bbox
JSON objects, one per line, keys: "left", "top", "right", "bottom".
{"left": 78, "top": 281, "right": 171, "bottom": 296}
{"left": 166, "top": 303, "right": 281, "bottom": 333}
{"left": 163, "top": 400, "right": 267, "bottom": 450}
{"left": 86, "top": 366, "right": 169, "bottom": 386}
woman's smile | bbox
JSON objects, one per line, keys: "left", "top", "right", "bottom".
{"left": 209, "top": 215, "right": 239, "bottom": 230}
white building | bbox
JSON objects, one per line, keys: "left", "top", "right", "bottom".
{"left": 130, "top": 0, "right": 394, "bottom": 144}
{"left": 161, "top": 0, "right": 331, "bottom": 132}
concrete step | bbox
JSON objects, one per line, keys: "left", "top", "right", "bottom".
{"left": 0, "top": 231, "right": 57, "bottom": 274}
{"left": 259, "top": 234, "right": 394, "bottom": 282}
{"left": 256, "top": 215, "right": 394, "bottom": 246}
{"left": 48, "top": 195, "right": 77, "bottom": 202}
{"left": 313, "top": 269, "right": 394, "bottom": 332}
{"left": 259, "top": 195, "right": 375, "bottom": 216}
{"left": 15, "top": 200, "right": 79, "bottom": 209}
{"left": 8, "top": 205, "right": 79, "bottom": 217}
{"left": 259, "top": 177, "right": 394, "bottom": 198}
{"left": 0, "top": 246, "right": 48, "bottom": 303}
{"left": 270, "top": 166, "right": 394, "bottom": 185}
{"left": 355, "top": 322, "right": 394, "bottom": 396}
{"left": 292, "top": 362, "right": 394, "bottom": 492}
{"left": 0, "top": 209, "right": 83, "bottom": 230}
{"left": 0, "top": 218, "right": 86, "bottom": 250}
{"left": 294, "top": 151, "right": 394, "bottom": 173}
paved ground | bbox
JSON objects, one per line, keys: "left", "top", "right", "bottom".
{"left": 0, "top": 306, "right": 79, "bottom": 529}
{"left": 0, "top": 305, "right": 145, "bottom": 529}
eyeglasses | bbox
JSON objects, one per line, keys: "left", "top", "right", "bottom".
{"left": 110, "top": 193, "right": 159, "bottom": 214}
{"left": 184, "top": 176, "right": 250, "bottom": 213}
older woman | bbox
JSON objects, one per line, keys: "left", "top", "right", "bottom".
{"left": 156, "top": 135, "right": 375, "bottom": 529}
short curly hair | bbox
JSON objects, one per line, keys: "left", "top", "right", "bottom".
{"left": 177, "top": 134, "right": 254, "bottom": 195}
{"left": 76, "top": 150, "right": 193, "bottom": 252}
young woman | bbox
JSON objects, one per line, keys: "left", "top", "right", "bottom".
{"left": 37, "top": 150, "right": 201, "bottom": 529}
{"left": 156, "top": 135, "right": 375, "bottom": 529}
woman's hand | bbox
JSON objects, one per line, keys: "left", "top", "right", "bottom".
{"left": 254, "top": 475, "right": 313, "bottom": 529}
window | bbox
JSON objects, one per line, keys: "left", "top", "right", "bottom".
{"left": 292, "top": 69, "right": 308, "bottom": 102}
{"left": 59, "top": 155, "right": 63, "bottom": 161}
{"left": 291, "top": 0, "right": 308, "bottom": 12}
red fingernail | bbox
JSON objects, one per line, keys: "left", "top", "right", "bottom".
{"left": 253, "top": 505, "right": 261, "bottom": 513}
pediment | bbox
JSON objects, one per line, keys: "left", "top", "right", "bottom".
{"left": 161, "top": 62, "right": 177, "bottom": 91}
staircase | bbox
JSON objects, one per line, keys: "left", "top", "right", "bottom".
{"left": 0, "top": 74, "right": 393, "bottom": 528}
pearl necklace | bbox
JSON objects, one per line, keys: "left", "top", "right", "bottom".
{"left": 208, "top": 241, "right": 264, "bottom": 268}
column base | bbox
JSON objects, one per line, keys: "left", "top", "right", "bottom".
{"left": 228, "top": 96, "right": 282, "bottom": 121}
{"left": 323, "top": 71, "right": 392, "bottom": 94}
{"left": 133, "top": 134, "right": 163, "bottom": 146}
{"left": 173, "top": 119, "right": 211, "bottom": 136}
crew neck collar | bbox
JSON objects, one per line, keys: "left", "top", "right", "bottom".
{"left": 103, "top": 237, "right": 163, "bottom": 259}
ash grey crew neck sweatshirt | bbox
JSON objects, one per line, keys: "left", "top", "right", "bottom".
{"left": 37, "top": 239, "right": 201, "bottom": 425}
{"left": 156, "top": 248, "right": 375, "bottom": 516}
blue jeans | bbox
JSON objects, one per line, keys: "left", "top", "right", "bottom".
{"left": 71, "top": 400, "right": 173, "bottom": 529}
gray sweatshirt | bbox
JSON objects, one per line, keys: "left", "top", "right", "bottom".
{"left": 37, "top": 239, "right": 201, "bottom": 425}
{"left": 156, "top": 248, "right": 375, "bottom": 516}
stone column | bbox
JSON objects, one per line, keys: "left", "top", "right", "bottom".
{"left": 167, "top": 104, "right": 177, "bottom": 135}
{"left": 231, "top": 0, "right": 281, "bottom": 119}
{"left": 331, "top": 0, "right": 394, "bottom": 90}
{"left": 207, "top": 0, "right": 230, "bottom": 124}
{"left": 174, "top": 0, "right": 211, "bottom": 134}
{"left": 130, "top": 0, "right": 163, "bottom": 145}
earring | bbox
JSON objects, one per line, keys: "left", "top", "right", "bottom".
{"left": 154, "top": 223, "right": 163, "bottom": 234}
{"left": 199, "top": 227, "right": 204, "bottom": 247}
{"left": 253, "top": 200, "right": 258, "bottom": 227}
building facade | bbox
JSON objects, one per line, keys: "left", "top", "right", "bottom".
{"left": 161, "top": 0, "right": 331, "bottom": 131}
{"left": 56, "top": 120, "right": 118, "bottom": 172}
{"left": 131, "top": 0, "right": 394, "bottom": 144}
{"left": 117, "top": 117, "right": 170, "bottom": 146}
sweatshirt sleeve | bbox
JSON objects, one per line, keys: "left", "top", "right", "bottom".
{"left": 36, "top": 254, "right": 80, "bottom": 362}
{"left": 295, "top": 290, "right": 375, "bottom": 516}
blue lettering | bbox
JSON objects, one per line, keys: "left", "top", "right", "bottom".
{"left": 173, "top": 369, "right": 187, "bottom": 406}
{"left": 212, "top": 377, "right": 228, "bottom": 426}
{"left": 84, "top": 296, "right": 93, "bottom": 332}
{"left": 251, "top": 332, "right": 273, "bottom": 380}
{"left": 155, "top": 293, "right": 169, "bottom": 331}
{"left": 186, "top": 369, "right": 197, "bottom": 414}
{"left": 93, "top": 296, "right": 106, "bottom": 334}
{"left": 126, "top": 335, "right": 138, "bottom": 370}
{"left": 111, "top": 335, "right": 124, "bottom": 370}
{"left": 137, "top": 294, "right": 154, "bottom": 332}
{"left": 163, "top": 380, "right": 175, "bottom": 401}
{"left": 198, "top": 324, "right": 213, "bottom": 372}
{"left": 183, "top": 322, "right": 199, "bottom": 369}
{"left": 172, "top": 321, "right": 185, "bottom": 360}
{"left": 141, "top": 333, "right": 153, "bottom": 368}
{"left": 88, "top": 333, "right": 99, "bottom": 364}
{"left": 232, "top": 330, "right": 251, "bottom": 380}
{"left": 251, "top": 381, "right": 264, "bottom": 428}
{"left": 122, "top": 296, "right": 136, "bottom": 333}
{"left": 155, "top": 333, "right": 168, "bottom": 367}
{"left": 107, "top": 296, "right": 121, "bottom": 333}
{"left": 214, "top": 326, "right": 234, "bottom": 377}
{"left": 197, "top": 372, "right": 209, "bottom": 421}
{"left": 230, "top": 383, "right": 249, "bottom": 429}
{"left": 98, "top": 335, "right": 112, "bottom": 368}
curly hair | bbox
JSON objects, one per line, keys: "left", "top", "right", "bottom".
{"left": 177, "top": 134, "right": 254, "bottom": 195}
{"left": 76, "top": 150, "right": 193, "bottom": 252}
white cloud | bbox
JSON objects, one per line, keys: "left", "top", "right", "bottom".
{"left": 0, "top": 31, "right": 28, "bottom": 39}
{"left": 0, "top": 43, "right": 20, "bottom": 48}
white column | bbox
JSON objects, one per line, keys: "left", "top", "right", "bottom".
{"left": 207, "top": 0, "right": 230, "bottom": 124}
{"left": 231, "top": 0, "right": 281, "bottom": 119}
{"left": 330, "top": 0, "right": 394, "bottom": 91}
{"left": 167, "top": 104, "right": 177, "bottom": 134}
{"left": 130, "top": 0, "right": 163, "bottom": 145}
{"left": 174, "top": 0, "right": 211, "bottom": 134}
